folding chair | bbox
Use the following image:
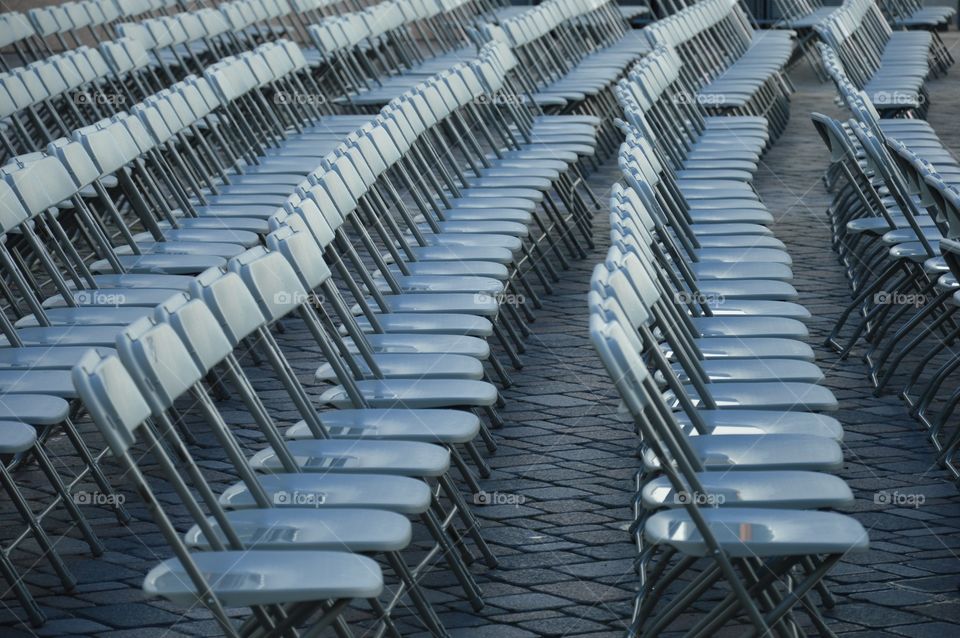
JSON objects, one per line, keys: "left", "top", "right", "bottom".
{"left": 72, "top": 348, "right": 386, "bottom": 638}
{"left": 589, "top": 315, "right": 868, "bottom": 637}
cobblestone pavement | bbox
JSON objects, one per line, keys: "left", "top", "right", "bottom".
{"left": 2, "top": 35, "right": 960, "bottom": 638}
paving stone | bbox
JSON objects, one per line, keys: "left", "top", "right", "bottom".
{"left": 76, "top": 603, "right": 182, "bottom": 628}
{"left": 485, "top": 593, "right": 572, "bottom": 612}
{"left": 34, "top": 618, "right": 111, "bottom": 636}
{"left": 517, "top": 615, "right": 610, "bottom": 634}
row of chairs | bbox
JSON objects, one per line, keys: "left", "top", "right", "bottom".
{"left": 480, "top": 0, "right": 648, "bottom": 155}
{"left": 643, "top": 0, "right": 795, "bottom": 140}
{"left": 593, "top": 42, "right": 868, "bottom": 638}
{"left": 813, "top": 0, "right": 952, "bottom": 118}
{"left": 773, "top": 0, "right": 953, "bottom": 86}
{"left": 879, "top": 0, "right": 956, "bottom": 29}
{"left": 775, "top": 0, "right": 954, "bottom": 30}
{"left": 0, "top": 0, "right": 492, "bottom": 169}
{"left": 815, "top": 43, "right": 960, "bottom": 480}
{"left": 0, "top": 0, "right": 181, "bottom": 69}
{"left": 0, "top": 0, "right": 639, "bottom": 632}
{"left": 304, "top": 0, "right": 499, "bottom": 101}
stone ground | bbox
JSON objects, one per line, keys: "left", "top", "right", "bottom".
{"left": 2, "top": 31, "right": 960, "bottom": 638}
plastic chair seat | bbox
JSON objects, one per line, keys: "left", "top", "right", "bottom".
{"left": 643, "top": 434, "right": 843, "bottom": 472}
{"left": 500, "top": 148, "right": 579, "bottom": 164}
{"left": 144, "top": 550, "right": 383, "bottom": 607}
{"left": 429, "top": 220, "right": 529, "bottom": 237}
{"left": 194, "top": 204, "right": 285, "bottom": 219}
{"left": 346, "top": 333, "right": 490, "bottom": 359}
{"left": 0, "top": 369, "right": 75, "bottom": 397}
{"left": 690, "top": 208, "right": 774, "bottom": 226}
{"left": 250, "top": 439, "right": 450, "bottom": 477}
{"left": 691, "top": 316, "right": 808, "bottom": 339}
{"left": 384, "top": 261, "right": 510, "bottom": 279}
{"left": 642, "top": 471, "right": 852, "bottom": 510}
{"left": 319, "top": 379, "right": 498, "bottom": 409}
{"left": 456, "top": 187, "right": 543, "bottom": 202}
{"left": 688, "top": 337, "right": 815, "bottom": 360}
{"left": 693, "top": 246, "right": 791, "bottom": 263}
{"left": 678, "top": 168, "right": 753, "bottom": 182}
{"left": 645, "top": 508, "right": 868, "bottom": 558}
{"left": 0, "top": 395, "right": 69, "bottom": 425}
{"left": 687, "top": 222, "right": 774, "bottom": 237}
{"left": 221, "top": 473, "right": 433, "bottom": 514}
{"left": 428, "top": 208, "right": 531, "bottom": 224}
{"left": 699, "top": 300, "right": 812, "bottom": 319}
{"left": 405, "top": 245, "right": 514, "bottom": 265}
{"left": 185, "top": 509, "right": 412, "bottom": 553}
{"left": 1, "top": 325, "right": 124, "bottom": 348}
{"left": 448, "top": 196, "right": 536, "bottom": 212}
{"left": 286, "top": 408, "right": 480, "bottom": 444}
{"left": 475, "top": 166, "right": 560, "bottom": 181}
{"left": 463, "top": 176, "right": 552, "bottom": 191}
{"left": 16, "top": 307, "right": 151, "bottom": 327}
{"left": 355, "top": 292, "right": 500, "bottom": 317}
{"left": 680, "top": 382, "right": 838, "bottom": 411}
{"left": 375, "top": 275, "right": 504, "bottom": 295}
{"left": 71, "top": 274, "right": 196, "bottom": 290}
{"left": 0, "top": 421, "right": 37, "bottom": 454}
{"left": 315, "top": 353, "right": 484, "bottom": 382}
{"left": 166, "top": 217, "right": 271, "bottom": 235}
{"left": 693, "top": 279, "right": 800, "bottom": 301}
{"left": 132, "top": 228, "right": 260, "bottom": 248}
{"left": 349, "top": 313, "right": 493, "bottom": 337}
{"left": 43, "top": 288, "right": 185, "bottom": 309}
{"left": 91, "top": 254, "right": 226, "bottom": 275}
{"left": 419, "top": 233, "right": 522, "bottom": 252}
{"left": 692, "top": 261, "right": 793, "bottom": 281}
{"left": 486, "top": 157, "right": 569, "bottom": 172}
{"left": 676, "top": 410, "right": 843, "bottom": 439}
{"left": 674, "top": 359, "right": 824, "bottom": 384}
{"left": 0, "top": 346, "right": 115, "bottom": 371}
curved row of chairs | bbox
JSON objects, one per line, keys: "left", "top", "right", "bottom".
{"left": 0, "top": 0, "right": 665, "bottom": 634}
{"left": 815, "top": 40, "right": 960, "bottom": 483}
{"left": 644, "top": 0, "right": 795, "bottom": 140}
{"left": 594, "top": 41, "right": 867, "bottom": 638}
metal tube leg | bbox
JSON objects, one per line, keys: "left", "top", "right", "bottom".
{"left": 439, "top": 473, "right": 497, "bottom": 569}
{"left": 385, "top": 551, "right": 449, "bottom": 638}
{"left": 420, "top": 510, "right": 484, "bottom": 611}
{"left": 32, "top": 444, "right": 104, "bottom": 556}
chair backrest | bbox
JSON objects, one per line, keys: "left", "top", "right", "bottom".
{"left": 153, "top": 294, "right": 237, "bottom": 374}
{"left": 115, "top": 317, "right": 205, "bottom": 415}
{"left": 264, "top": 224, "right": 333, "bottom": 293}
{"left": 227, "top": 246, "right": 313, "bottom": 323}
{"left": 189, "top": 267, "right": 270, "bottom": 346}
{"left": 71, "top": 350, "right": 153, "bottom": 457}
